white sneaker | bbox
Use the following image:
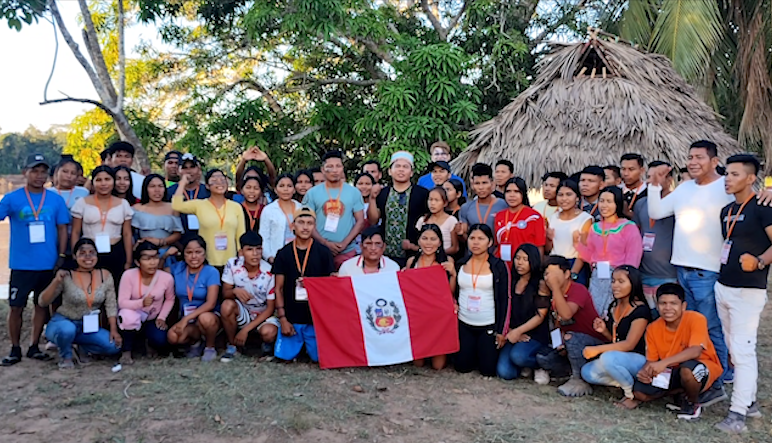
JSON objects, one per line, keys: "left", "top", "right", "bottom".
{"left": 534, "top": 369, "right": 550, "bottom": 385}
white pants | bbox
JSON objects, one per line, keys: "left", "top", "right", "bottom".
{"left": 714, "top": 281, "right": 767, "bottom": 415}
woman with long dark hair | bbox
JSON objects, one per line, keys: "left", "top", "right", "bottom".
{"left": 454, "top": 224, "right": 511, "bottom": 376}
{"left": 580, "top": 265, "right": 652, "bottom": 409}
{"left": 494, "top": 177, "right": 545, "bottom": 263}
{"left": 574, "top": 186, "right": 642, "bottom": 315}
{"left": 443, "top": 178, "right": 467, "bottom": 262}
{"left": 113, "top": 165, "right": 138, "bottom": 205}
{"left": 416, "top": 187, "right": 459, "bottom": 256}
{"left": 132, "top": 174, "right": 182, "bottom": 265}
{"left": 239, "top": 175, "right": 266, "bottom": 234}
{"left": 546, "top": 179, "right": 593, "bottom": 285}
{"left": 293, "top": 169, "right": 314, "bottom": 201}
{"left": 259, "top": 173, "right": 302, "bottom": 264}
{"left": 496, "top": 244, "right": 550, "bottom": 383}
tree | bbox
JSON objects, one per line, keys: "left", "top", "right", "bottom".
{"left": 0, "top": 127, "right": 64, "bottom": 174}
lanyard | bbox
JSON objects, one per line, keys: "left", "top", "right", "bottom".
{"left": 648, "top": 218, "right": 655, "bottom": 229}
{"left": 627, "top": 183, "right": 644, "bottom": 210}
{"left": 589, "top": 201, "right": 599, "bottom": 217}
{"left": 242, "top": 202, "right": 260, "bottom": 231}
{"left": 418, "top": 255, "right": 437, "bottom": 268}
{"left": 138, "top": 270, "right": 156, "bottom": 299}
{"left": 503, "top": 206, "right": 524, "bottom": 242}
{"left": 55, "top": 187, "right": 73, "bottom": 208}
{"left": 185, "top": 268, "right": 202, "bottom": 302}
{"left": 74, "top": 270, "right": 97, "bottom": 310}
{"left": 476, "top": 198, "right": 497, "bottom": 225}
{"left": 725, "top": 193, "right": 755, "bottom": 240}
{"left": 184, "top": 186, "right": 199, "bottom": 201}
{"left": 325, "top": 183, "right": 342, "bottom": 204}
{"left": 470, "top": 257, "right": 485, "bottom": 291}
{"left": 293, "top": 239, "right": 313, "bottom": 277}
{"left": 210, "top": 199, "right": 226, "bottom": 230}
{"left": 24, "top": 187, "right": 46, "bottom": 221}
{"left": 279, "top": 201, "right": 294, "bottom": 227}
{"left": 94, "top": 194, "right": 111, "bottom": 230}
{"left": 612, "top": 303, "right": 633, "bottom": 343}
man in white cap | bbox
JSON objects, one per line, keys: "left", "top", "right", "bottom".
{"left": 368, "top": 151, "right": 429, "bottom": 267}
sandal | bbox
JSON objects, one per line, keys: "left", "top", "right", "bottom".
{"left": 0, "top": 354, "right": 21, "bottom": 366}
{"left": 26, "top": 348, "right": 53, "bottom": 361}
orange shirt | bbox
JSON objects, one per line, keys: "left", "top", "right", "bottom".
{"left": 645, "top": 311, "right": 723, "bottom": 388}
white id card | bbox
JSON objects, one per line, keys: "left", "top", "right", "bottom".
{"left": 597, "top": 261, "right": 611, "bottom": 279}
{"left": 214, "top": 232, "right": 228, "bottom": 251}
{"left": 467, "top": 295, "right": 481, "bottom": 312}
{"left": 28, "top": 221, "right": 45, "bottom": 244}
{"left": 500, "top": 244, "right": 512, "bottom": 262}
{"left": 183, "top": 304, "right": 197, "bottom": 322}
{"left": 642, "top": 233, "right": 656, "bottom": 252}
{"left": 324, "top": 213, "right": 340, "bottom": 233}
{"left": 295, "top": 280, "right": 308, "bottom": 301}
{"left": 95, "top": 233, "right": 111, "bottom": 253}
{"left": 550, "top": 328, "right": 563, "bottom": 349}
{"left": 720, "top": 240, "right": 732, "bottom": 265}
{"left": 652, "top": 369, "right": 672, "bottom": 389}
{"left": 83, "top": 310, "right": 100, "bottom": 334}
{"left": 187, "top": 214, "right": 200, "bottom": 230}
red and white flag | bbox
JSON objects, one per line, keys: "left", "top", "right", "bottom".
{"left": 304, "top": 266, "right": 459, "bottom": 369}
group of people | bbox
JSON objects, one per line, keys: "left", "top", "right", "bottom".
{"left": 2, "top": 138, "right": 769, "bottom": 435}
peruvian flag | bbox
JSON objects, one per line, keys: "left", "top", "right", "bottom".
{"left": 304, "top": 266, "right": 459, "bottom": 369}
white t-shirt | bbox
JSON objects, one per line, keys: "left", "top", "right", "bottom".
{"left": 338, "top": 255, "right": 401, "bottom": 277}
{"left": 457, "top": 268, "right": 495, "bottom": 326}
{"left": 52, "top": 186, "right": 89, "bottom": 210}
{"left": 221, "top": 258, "right": 275, "bottom": 315}
{"left": 648, "top": 177, "right": 733, "bottom": 272}
{"left": 548, "top": 210, "right": 593, "bottom": 259}
{"left": 533, "top": 200, "right": 559, "bottom": 220}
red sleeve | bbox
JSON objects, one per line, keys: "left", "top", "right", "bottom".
{"left": 531, "top": 213, "right": 546, "bottom": 246}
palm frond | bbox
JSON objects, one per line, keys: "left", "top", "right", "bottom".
{"left": 619, "top": 0, "right": 661, "bottom": 48}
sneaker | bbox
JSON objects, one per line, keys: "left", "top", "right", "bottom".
{"left": 220, "top": 345, "right": 238, "bottom": 362}
{"left": 201, "top": 347, "right": 217, "bottom": 362}
{"left": 0, "top": 346, "right": 22, "bottom": 366}
{"left": 26, "top": 345, "right": 53, "bottom": 361}
{"left": 666, "top": 394, "right": 685, "bottom": 412}
{"left": 715, "top": 411, "right": 747, "bottom": 433}
{"left": 261, "top": 342, "right": 274, "bottom": 357}
{"left": 44, "top": 341, "right": 58, "bottom": 351}
{"left": 698, "top": 385, "right": 728, "bottom": 407}
{"left": 185, "top": 341, "right": 204, "bottom": 359}
{"left": 58, "top": 359, "right": 75, "bottom": 370}
{"left": 747, "top": 401, "right": 762, "bottom": 418}
{"left": 534, "top": 369, "right": 550, "bottom": 385}
{"left": 520, "top": 367, "right": 533, "bottom": 379}
{"left": 676, "top": 402, "right": 702, "bottom": 420}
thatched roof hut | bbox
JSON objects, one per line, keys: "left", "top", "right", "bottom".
{"left": 452, "top": 37, "right": 740, "bottom": 186}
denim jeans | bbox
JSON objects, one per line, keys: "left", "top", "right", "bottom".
{"left": 45, "top": 313, "right": 121, "bottom": 360}
{"left": 581, "top": 351, "right": 647, "bottom": 398}
{"left": 536, "top": 332, "right": 604, "bottom": 377}
{"left": 676, "top": 266, "right": 728, "bottom": 386}
{"left": 121, "top": 321, "right": 170, "bottom": 354}
{"left": 496, "top": 339, "right": 546, "bottom": 380}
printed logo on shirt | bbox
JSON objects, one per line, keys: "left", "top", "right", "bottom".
{"left": 722, "top": 214, "right": 746, "bottom": 222}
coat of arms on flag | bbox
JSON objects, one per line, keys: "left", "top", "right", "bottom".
{"left": 304, "top": 266, "right": 460, "bottom": 369}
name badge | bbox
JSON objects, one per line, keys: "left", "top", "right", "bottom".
{"left": 214, "top": 232, "right": 228, "bottom": 251}
{"left": 550, "top": 328, "right": 563, "bottom": 349}
{"left": 324, "top": 213, "right": 340, "bottom": 233}
{"left": 83, "top": 309, "right": 100, "bottom": 334}
{"left": 183, "top": 304, "right": 197, "bottom": 322}
{"left": 187, "top": 214, "right": 200, "bottom": 230}
{"left": 652, "top": 369, "right": 672, "bottom": 389}
{"left": 597, "top": 261, "right": 611, "bottom": 279}
{"left": 720, "top": 240, "right": 732, "bottom": 265}
{"left": 642, "top": 233, "right": 656, "bottom": 252}
{"left": 28, "top": 221, "right": 45, "bottom": 244}
{"left": 295, "top": 280, "right": 308, "bottom": 301}
{"left": 500, "top": 244, "right": 512, "bottom": 262}
{"left": 95, "top": 233, "right": 111, "bottom": 253}
{"left": 467, "top": 294, "right": 481, "bottom": 312}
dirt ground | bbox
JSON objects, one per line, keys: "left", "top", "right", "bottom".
{"left": 1, "top": 221, "right": 771, "bottom": 442}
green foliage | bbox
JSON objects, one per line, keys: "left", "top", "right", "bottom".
{"left": 0, "top": 127, "right": 64, "bottom": 174}
{"left": 1, "top": 0, "right": 47, "bottom": 31}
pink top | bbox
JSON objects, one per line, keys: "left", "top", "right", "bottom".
{"left": 118, "top": 268, "right": 176, "bottom": 321}
{"left": 575, "top": 219, "right": 642, "bottom": 267}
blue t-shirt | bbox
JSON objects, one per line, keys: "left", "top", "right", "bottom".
{"left": 417, "top": 173, "right": 467, "bottom": 197}
{"left": 170, "top": 261, "right": 221, "bottom": 309}
{"left": 0, "top": 188, "right": 70, "bottom": 270}
{"left": 302, "top": 183, "right": 365, "bottom": 253}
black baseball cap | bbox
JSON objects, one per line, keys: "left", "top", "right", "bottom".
{"left": 180, "top": 153, "right": 200, "bottom": 167}
{"left": 25, "top": 153, "right": 50, "bottom": 169}
{"left": 428, "top": 161, "right": 451, "bottom": 173}
{"left": 240, "top": 231, "right": 263, "bottom": 247}
{"left": 164, "top": 151, "right": 182, "bottom": 162}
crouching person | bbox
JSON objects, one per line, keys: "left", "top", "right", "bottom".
{"left": 220, "top": 231, "right": 279, "bottom": 362}
{"left": 40, "top": 239, "right": 122, "bottom": 369}
{"left": 630, "top": 283, "right": 723, "bottom": 420}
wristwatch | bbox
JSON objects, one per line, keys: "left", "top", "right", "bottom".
{"left": 571, "top": 272, "right": 578, "bottom": 281}
{"left": 757, "top": 257, "right": 766, "bottom": 270}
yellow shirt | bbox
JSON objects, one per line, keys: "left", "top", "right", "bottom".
{"left": 172, "top": 196, "right": 246, "bottom": 266}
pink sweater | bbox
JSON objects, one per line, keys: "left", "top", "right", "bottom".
{"left": 575, "top": 219, "right": 642, "bottom": 267}
{"left": 118, "top": 268, "right": 176, "bottom": 321}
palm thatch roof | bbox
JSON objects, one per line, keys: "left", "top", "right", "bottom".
{"left": 452, "top": 38, "right": 740, "bottom": 186}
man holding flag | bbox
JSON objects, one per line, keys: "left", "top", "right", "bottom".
{"left": 338, "top": 226, "right": 401, "bottom": 277}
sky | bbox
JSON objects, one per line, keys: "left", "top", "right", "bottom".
{"left": 0, "top": 2, "right": 158, "bottom": 134}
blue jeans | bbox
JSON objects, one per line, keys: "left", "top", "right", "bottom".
{"left": 45, "top": 313, "right": 121, "bottom": 360}
{"left": 536, "top": 332, "right": 604, "bottom": 377}
{"left": 676, "top": 266, "right": 728, "bottom": 386}
{"left": 496, "top": 339, "right": 546, "bottom": 380}
{"left": 581, "top": 351, "right": 647, "bottom": 398}
{"left": 121, "top": 321, "right": 170, "bottom": 354}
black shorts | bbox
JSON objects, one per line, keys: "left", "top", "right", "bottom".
{"left": 633, "top": 359, "right": 710, "bottom": 396}
{"left": 8, "top": 270, "right": 54, "bottom": 308}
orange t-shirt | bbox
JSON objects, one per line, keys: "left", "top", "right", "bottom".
{"left": 645, "top": 311, "right": 723, "bottom": 387}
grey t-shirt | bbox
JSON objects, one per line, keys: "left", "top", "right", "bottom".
{"left": 459, "top": 198, "right": 508, "bottom": 230}
{"left": 632, "top": 197, "right": 677, "bottom": 279}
